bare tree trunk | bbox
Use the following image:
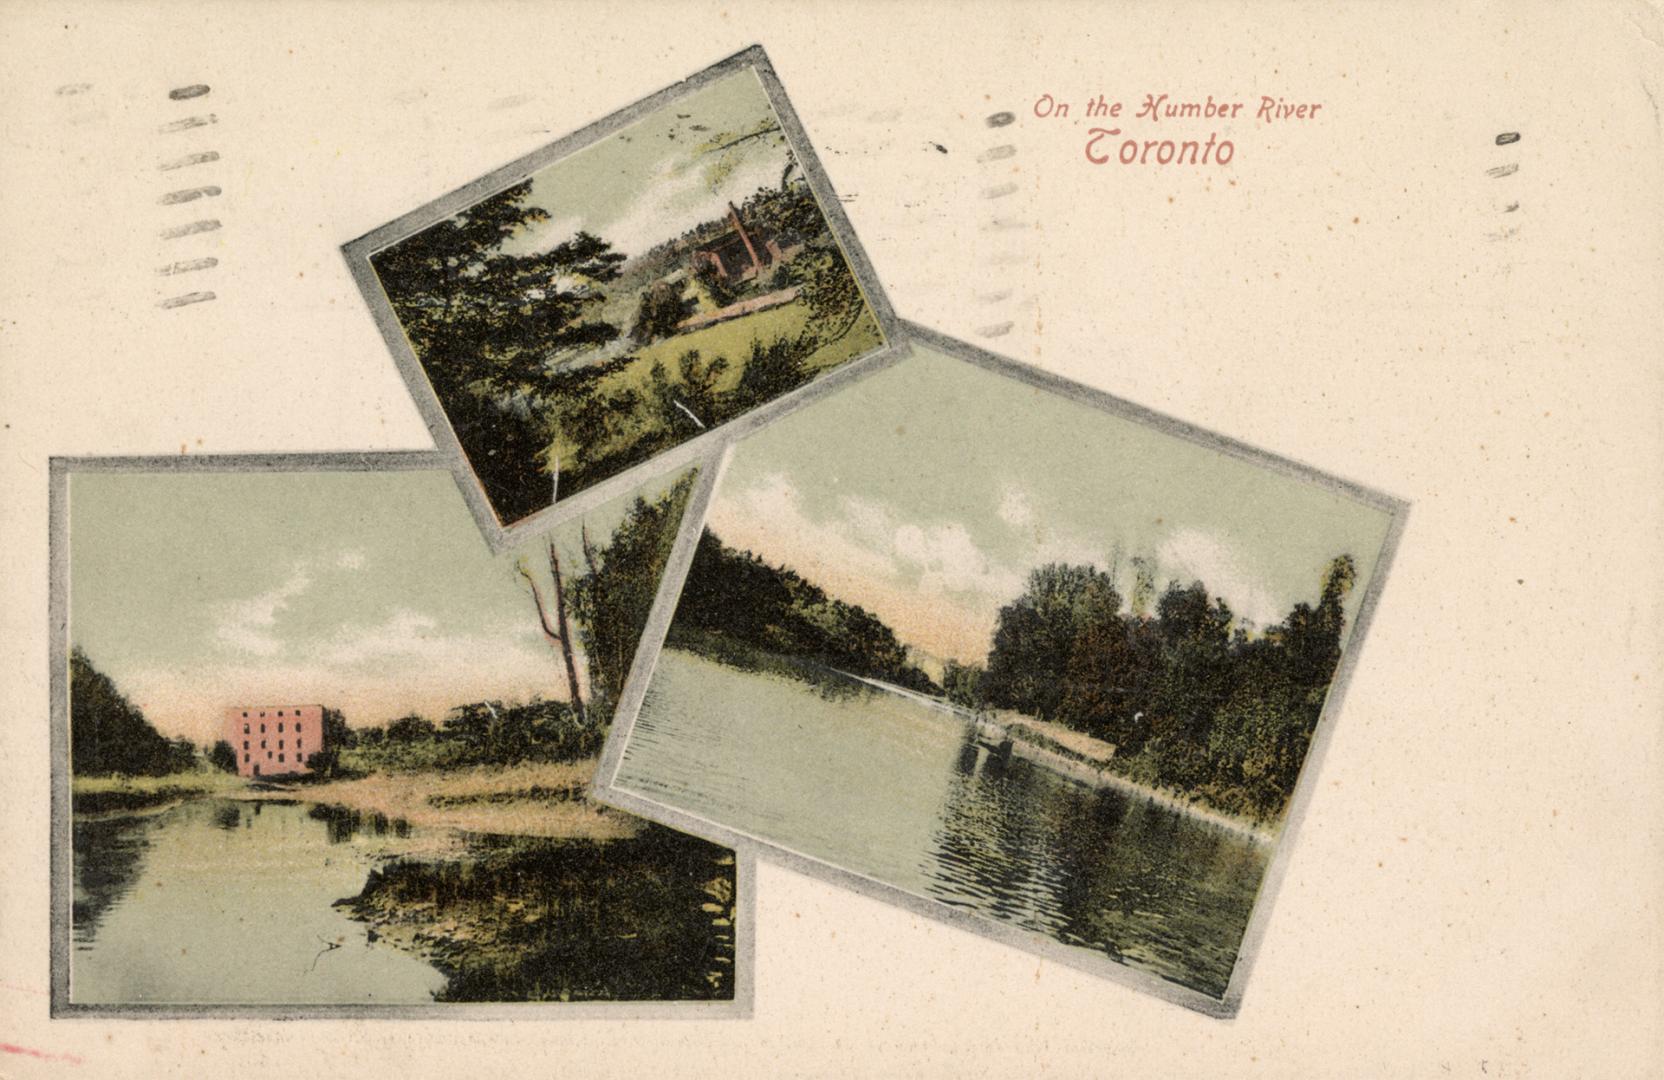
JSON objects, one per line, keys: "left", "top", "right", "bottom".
{"left": 547, "top": 542, "right": 588, "bottom": 727}
{"left": 517, "top": 552, "right": 588, "bottom": 726}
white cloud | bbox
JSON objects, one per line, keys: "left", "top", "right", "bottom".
{"left": 212, "top": 565, "right": 313, "bottom": 657}
{"left": 524, "top": 148, "right": 789, "bottom": 262}
{"left": 1156, "top": 528, "right": 1281, "bottom": 628}
{"left": 997, "top": 487, "right": 1033, "bottom": 529}
{"left": 715, "top": 473, "right": 1023, "bottom": 603}
{"left": 316, "top": 608, "right": 442, "bottom": 667}
{"left": 893, "top": 520, "right": 1025, "bottom": 600}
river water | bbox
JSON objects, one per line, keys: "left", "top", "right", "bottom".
{"left": 617, "top": 648, "right": 1271, "bottom": 999}
{"left": 71, "top": 796, "right": 737, "bottom": 1005}
{"left": 72, "top": 799, "right": 448, "bottom": 1005}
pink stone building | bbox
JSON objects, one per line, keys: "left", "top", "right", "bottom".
{"left": 222, "top": 704, "right": 325, "bottom": 778}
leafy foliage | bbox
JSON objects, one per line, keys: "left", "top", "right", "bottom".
{"left": 371, "top": 182, "right": 627, "bottom": 523}
{"left": 977, "top": 556, "right": 1359, "bottom": 821}
{"left": 569, "top": 473, "right": 698, "bottom": 717}
{"left": 70, "top": 649, "right": 195, "bottom": 776}
{"left": 372, "top": 174, "right": 872, "bottom": 520}
{"left": 207, "top": 740, "right": 239, "bottom": 773}
{"left": 671, "top": 528, "right": 939, "bottom": 693}
{"left": 631, "top": 280, "right": 694, "bottom": 344}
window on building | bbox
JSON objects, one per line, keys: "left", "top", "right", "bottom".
{"left": 260, "top": 723, "right": 266, "bottom": 733}
{"left": 297, "top": 739, "right": 303, "bottom": 751}
{"left": 278, "top": 710, "right": 285, "bottom": 717}
{"left": 243, "top": 740, "right": 248, "bottom": 750}
{"left": 261, "top": 740, "right": 266, "bottom": 748}
{"left": 243, "top": 724, "right": 249, "bottom": 734}
{"left": 243, "top": 754, "right": 249, "bottom": 763}
{"left": 278, "top": 722, "right": 284, "bottom": 733}
{"left": 279, "top": 739, "right": 284, "bottom": 749}
{"left": 295, "top": 722, "right": 303, "bottom": 732}
{"left": 259, "top": 711, "right": 266, "bottom": 718}
{"left": 278, "top": 753, "right": 285, "bottom": 763}
{"left": 267, "top": 751, "right": 272, "bottom": 758}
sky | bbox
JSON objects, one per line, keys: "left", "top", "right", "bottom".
{"left": 702, "top": 345, "right": 1396, "bottom": 666}
{"left": 492, "top": 67, "right": 794, "bottom": 262}
{"left": 68, "top": 466, "right": 693, "bottom": 745}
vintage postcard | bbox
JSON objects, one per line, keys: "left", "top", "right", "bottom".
{"left": 344, "top": 45, "right": 896, "bottom": 547}
{"left": 596, "top": 325, "right": 1406, "bottom": 1016}
{"left": 51, "top": 453, "right": 750, "bottom": 1016}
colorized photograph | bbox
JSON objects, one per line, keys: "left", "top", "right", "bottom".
{"left": 59, "top": 459, "right": 740, "bottom": 1009}
{"left": 604, "top": 337, "right": 1402, "bottom": 1011}
{"left": 356, "top": 53, "right": 888, "bottom": 531}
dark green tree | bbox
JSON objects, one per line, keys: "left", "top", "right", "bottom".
{"left": 370, "top": 182, "right": 627, "bottom": 522}
{"left": 385, "top": 714, "right": 437, "bottom": 744}
{"left": 569, "top": 473, "right": 697, "bottom": 716}
{"left": 981, "top": 564, "right": 1120, "bottom": 721}
{"left": 69, "top": 648, "right": 178, "bottom": 776}
{"left": 631, "top": 280, "right": 693, "bottom": 344}
{"left": 207, "top": 739, "right": 239, "bottom": 773}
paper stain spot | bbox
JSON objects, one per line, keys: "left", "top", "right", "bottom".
{"left": 1495, "top": 131, "right": 1521, "bottom": 145}
{"left": 986, "top": 111, "right": 1015, "bottom": 127}
{"left": 55, "top": 82, "right": 92, "bottom": 96}
{"left": 169, "top": 84, "right": 211, "bottom": 100}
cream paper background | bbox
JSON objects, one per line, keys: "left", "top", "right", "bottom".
{"left": 1, "top": 2, "right": 1660, "bottom": 1076}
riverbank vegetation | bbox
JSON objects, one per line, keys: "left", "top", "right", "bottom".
{"left": 335, "top": 825, "right": 736, "bottom": 1001}
{"left": 70, "top": 649, "right": 199, "bottom": 778}
{"left": 69, "top": 649, "right": 235, "bottom": 811}
{"left": 959, "top": 556, "right": 1359, "bottom": 823}
{"left": 662, "top": 524, "right": 1357, "bottom": 824}
{"left": 71, "top": 770, "right": 247, "bottom": 815}
{"left": 372, "top": 170, "right": 878, "bottom": 523}
{"left": 669, "top": 527, "right": 939, "bottom": 693}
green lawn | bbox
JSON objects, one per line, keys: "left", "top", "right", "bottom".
{"left": 551, "top": 300, "right": 883, "bottom": 472}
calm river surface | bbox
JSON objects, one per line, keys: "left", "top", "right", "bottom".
{"left": 618, "top": 648, "right": 1271, "bottom": 999}
{"left": 72, "top": 799, "right": 447, "bottom": 1005}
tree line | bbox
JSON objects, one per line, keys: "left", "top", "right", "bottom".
{"left": 957, "top": 555, "right": 1358, "bottom": 821}
{"left": 70, "top": 649, "right": 197, "bottom": 776}
{"left": 669, "top": 528, "right": 939, "bottom": 693}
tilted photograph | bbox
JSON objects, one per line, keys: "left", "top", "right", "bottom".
{"left": 53, "top": 456, "right": 743, "bottom": 1012}
{"left": 599, "top": 332, "right": 1404, "bottom": 1014}
{"left": 349, "top": 48, "right": 890, "bottom": 536}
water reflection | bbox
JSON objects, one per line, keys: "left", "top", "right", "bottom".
{"left": 620, "top": 648, "right": 1271, "bottom": 999}
{"left": 71, "top": 797, "right": 734, "bottom": 1005}
{"left": 927, "top": 731, "right": 1264, "bottom": 994}
{"left": 71, "top": 814, "right": 154, "bottom": 946}
{"left": 306, "top": 803, "right": 411, "bottom": 843}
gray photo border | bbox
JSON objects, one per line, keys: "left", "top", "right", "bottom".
{"left": 592, "top": 320, "right": 1410, "bottom": 1020}
{"left": 341, "top": 43, "right": 903, "bottom": 555}
{"left": 48, "top": 450, "right": 756, "bottom": 1020}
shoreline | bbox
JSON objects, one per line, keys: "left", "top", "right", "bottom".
{"left": 837, "top": 669, "right": 1280, "bottom": 844}
{"left": 71, "top": 761, "right": 640, "bottom": 842}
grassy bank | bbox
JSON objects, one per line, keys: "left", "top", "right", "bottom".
{"left": 71, "top": 770, "right": 248, "bottom": 814}
{"left": 980, "top": 710, "right": 1280, "bottom": 841}
{"left": 335, "top": 827, "right": 737, "bottom": 1002}
{"left": 238, "top": 760, "right": 638, "bottom": 841}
